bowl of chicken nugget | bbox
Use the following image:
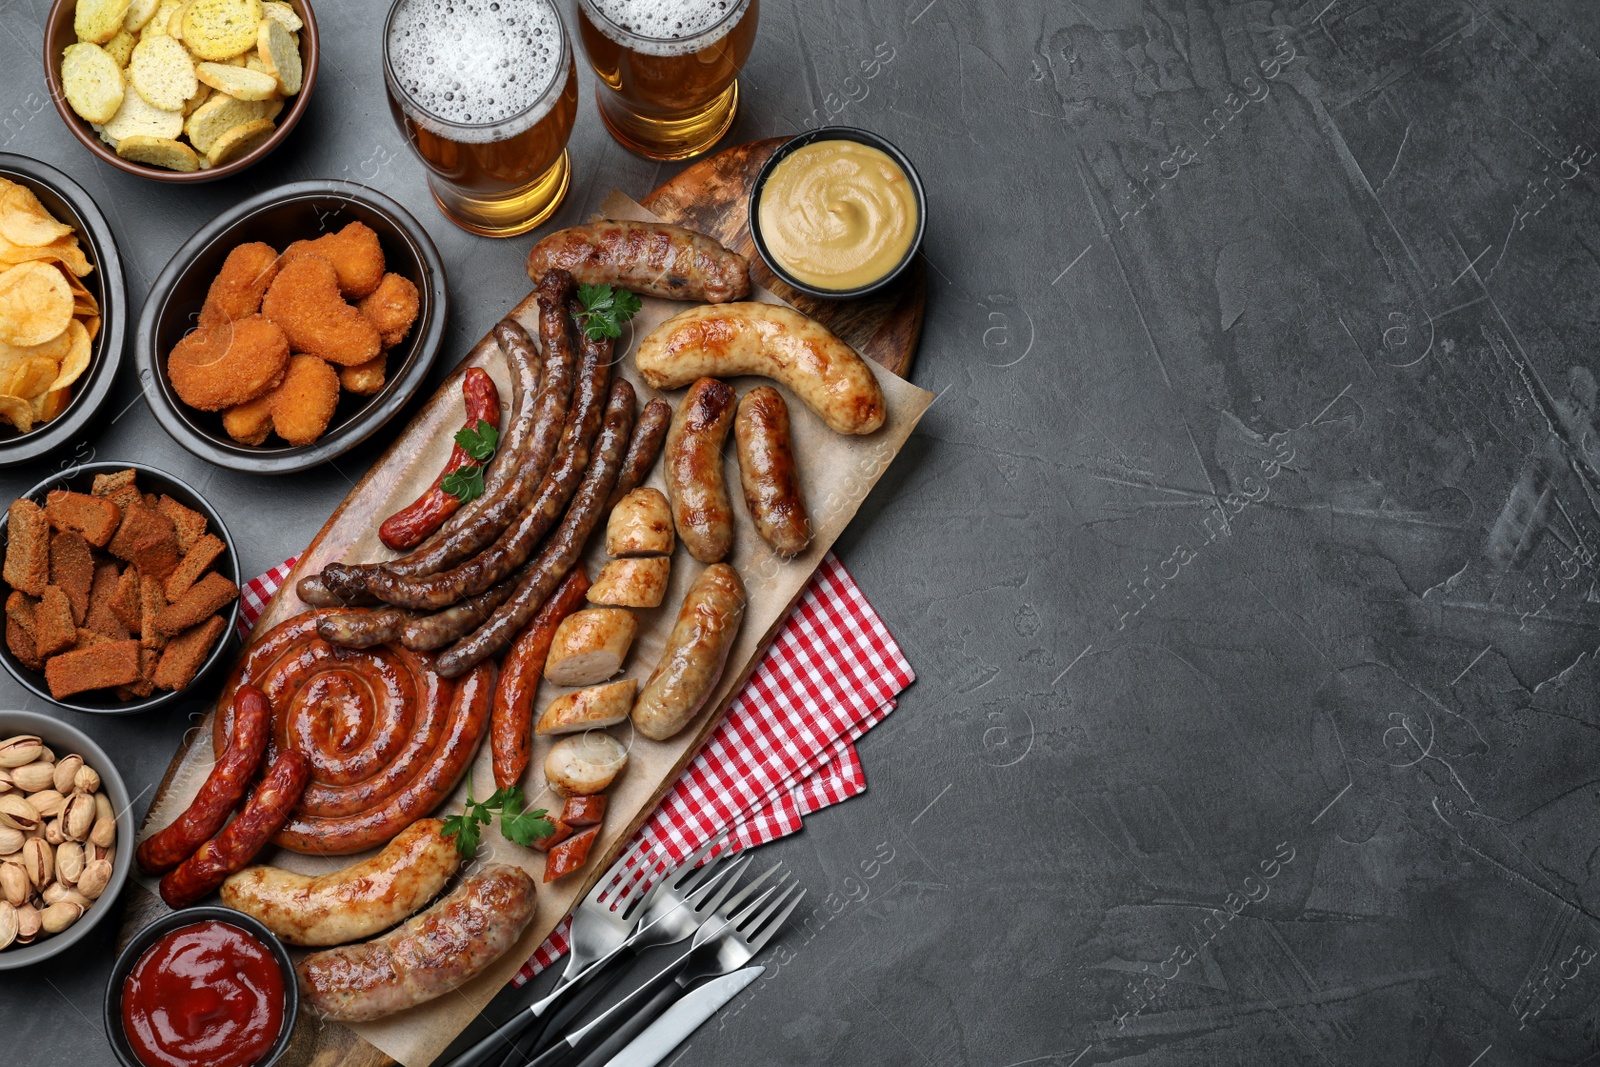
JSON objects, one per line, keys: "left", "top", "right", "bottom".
{"left": 0, "top": 462, "right": 241, "bottom": 713}
{"left": 134, "top": 180, "right": 448, "bottom": 474}
{"left": 45, "top": 0, "right": 317, "bottom": 181}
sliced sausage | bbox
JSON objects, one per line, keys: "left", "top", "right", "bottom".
{"left": 535, "top": 679, "right": 637, "bottom": 736}
{"left": 543, "top": 608, "right": 637, "bottom": 687}
{"left": 545, "top": 732, "right": 628, "bottom": 795}
{"left": 606, "top": 487, "right": 674, "bottom": 558}
{"left": 544, "top": 826, "right": 600, "bottom": 882}
{"left": 587, "top": 557, "right": 670, "bottom": 608}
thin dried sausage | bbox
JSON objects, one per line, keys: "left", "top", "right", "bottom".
{"left": 490, "top": 566, "right": 590, "bottom": 791}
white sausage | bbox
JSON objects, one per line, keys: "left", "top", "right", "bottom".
{"left": 631, "top": 563, "right": 745, "bottom": 741}
{"left": 606, "top": 488, "right": 674, "bottom": 557}
{"left": 545, "top": 732, "right": 629, "bottom": 795}
{"left": 543, "top": 608, "right": 638, "bottom": 686}
{"left": 588, "top": 557, "right": 671, "bottom": 608}
{"left": 536, "top": 679, "right": 637, "bottom": 735}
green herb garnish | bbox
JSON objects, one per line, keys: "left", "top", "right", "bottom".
{"left": 441, "top": 778, "right": 554, "bottom": 857}
{"left": 575, "top": 283, "right": 642, "bottom": 341}
{"left": 441, "top": 464, "right": 485, "bottom": 504}
{"left": 455, "top": 422, "right": 499, "bottom": 462}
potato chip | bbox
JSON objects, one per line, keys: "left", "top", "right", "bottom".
{"left": 123, "top": 0, "right": 163, "bottom": 31}
{"left": 48, "top": 320, "right": 93, "bottom": 393}
{"left": 44, "top": 238, "right": 93, "bottom": 279}
{"left": 103, "top": 29, "right": 137, "bottom": 68}
{"left": 261, "top": 1, "right": 301, "bottom": 32}
{"left": 256, "top": 17, "right": 300, "bottom": 96}
{"left": 0, "top": 185, "right": 73, "bottom": 248}
{"left": 101, "top": 81, "right": 184, "bottom": 145}
{"left": 182, "top": 0, "right": 263, "bottom": 61}
{"left": 204, "top": 117, "right": 274, "bottom": 167}
{"left": 81, "top": 315, "right": 102, "bottom": 343}
{"left": 0, "top": 394, "right": 37, "bottom": 434}
{"left": 195, "top": 61, "right": 278, "bottom": 100}
{"left": 129, "top": 34, "right": 197, "bottom": 111}
{"left": 116, "top": 134, "right": 201, "bottom": 171}
{"left": 32, "top": 388, "right": 71, "bottom": 423}
{"left": 8, "top": 356, "right": 60, "bottom": 400}
{"left": 60, "top": 43, "right": 125, "bottom": 125}
{"left": 74, "top": 0, "right": 133, "bottom": 44}
{"left": 0, "top": 263, "right": 74, "bottom": 347}
{"left": 0, "top": 329, "right": 72, "bottom": 383}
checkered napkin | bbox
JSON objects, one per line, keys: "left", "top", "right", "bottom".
{"left": 237, "top": 552, "right": 914, "bottom": 985}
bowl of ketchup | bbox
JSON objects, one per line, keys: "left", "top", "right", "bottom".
{"left": 104, "top": 908, "right": 297, "bottom": 1067}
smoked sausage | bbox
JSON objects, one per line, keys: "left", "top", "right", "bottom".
{"left": 377, "top": 368, "right": 500, "bottom": 551}
{"left": 490, "top": 567, "right": 590, "bottom": 790}
{"left": 525, "top": 219, "right": 750, "bottom": 303}
{"left": 606, "top": 397, "right": 671, "bottom": 509}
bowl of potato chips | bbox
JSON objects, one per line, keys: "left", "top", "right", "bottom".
{"left": 0, "top": 156, "right": 124, "bottom": 465}
{"left": 45, "top": 0, "right": 317, "bottom": 181}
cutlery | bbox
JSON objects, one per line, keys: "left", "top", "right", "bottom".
{"left": 584, "top": 966, "right": 764, "bottom": 1067}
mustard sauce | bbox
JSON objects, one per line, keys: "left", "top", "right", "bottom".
{"left": 758, "top": 140, "right": 917, "bottom": 291}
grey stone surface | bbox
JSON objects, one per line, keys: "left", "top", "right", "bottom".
{"left": 4, "top": 0, "right": 1600, "bottom": 1064}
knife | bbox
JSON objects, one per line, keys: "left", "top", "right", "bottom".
{"left": 579, "top": 966, "right": 765, "bottom": 1067}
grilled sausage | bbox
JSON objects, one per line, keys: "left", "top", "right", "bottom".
{"left": 535, "top": 679, "right": 637, "bottom": 735}
{"left": 295, "top": 573, "right": 379, "bottom": 607}
{"left": 377, "top": 369, "right": 502, "bottom": 551}
{"left": 632, "top": 563, "right": 745, "bottom": 740}
{"left": 296, "top": 864, "right": 537, "bottom": 1022}
{"left": 137, "top": 685, "right": 270, "bottom": 875}
{"left": 220, "top": 819, "right": 459, "bottom": 946}
{"left": 606, "top": 398, "right": 672, "bottom": 509}
{"left": 543, "top": 608, "right": 638, "bottom": 686}
{"left": 637, "top": 303, "right": 886, "bottom": 434}
{"left": 525, "top": 219, "right": 750, "bottom": 303}
{"left": 365, "top": 302, "right": 611, "bottom": 611}
{"left": 435, "top": 380, "right": 636, "bottom": 678}
{"left": 606, "top": 487, "right": 674, "bottom": 558}
{"left": 545, "top": 732, "right": 628, "bottom": 795}
{"left": 491, "top": 567, "right": 590, "bottom": 790}
{"left": 159, "top": 749, "right": 310, "bottom": 908}
{"left": 399, "top": 580, "right": 517, "bottom": 652}
{"left": 587, "top": 556, "right": 670, "bottom": 608}
{"left": 735, "top": 386, "right": 812, "bottom": 557}
{"left": 316, "top": 606, "right": 414, "bottom": 649}
{"left": 664, "top": 378, "right": 736, "bottom": 563}
{"left": 544, "top": 826, "right": 600, "bottom": 882}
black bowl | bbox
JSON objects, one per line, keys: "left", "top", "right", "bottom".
{"left": 0, "top": 154, "right": 126, "bottom": 465}
{"left": 0, "top": 461, "right": 241, "bottom": 713}
{"left": 747, "top": 126, "right": 927, "bottom": 300}
{"left": 104, "top": 907, "right": 299, "bottom": 1067}
{"left": 134, "top": 181, "right": 448, "bottom": 474}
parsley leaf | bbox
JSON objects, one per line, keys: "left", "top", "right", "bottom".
{"left": 575, "top": 283, "right": 642, "bottom": 341}
{"left": 442, "top": 464, "right": 485, "bottom": 504}
{"left": 441, "top": 774, "right": 495, "bottom": 857}
{"left": 501, "top": 807, "right": 556, "bottom": 848}
{"left": 455, "top": 422, "right": 499, "bottom": 463}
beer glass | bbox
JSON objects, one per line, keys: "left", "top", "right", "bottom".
{"left": 384, "top": 0, "right": 579, "bottom": 237}
{"left": 576, "top": 0, "right": 760, "bottom": 161}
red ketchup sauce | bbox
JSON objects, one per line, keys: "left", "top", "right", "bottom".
{"left": 121, "top": 920, "right": 286, "bottom": 1067}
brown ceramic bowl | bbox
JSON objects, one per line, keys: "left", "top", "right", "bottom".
{"left": 43, "top": 0, "right": 318, "bottom": 182}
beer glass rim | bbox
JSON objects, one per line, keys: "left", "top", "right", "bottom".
{"left": 382, "top": 0, "right": 571, "bottom": 134}
{"left": 578, "top": 0, "right": 750, "bottom": 45}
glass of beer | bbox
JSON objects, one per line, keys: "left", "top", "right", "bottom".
{"left": 576, "top": 0, "right": 760, "bottom": 161}
{"left": 383, "top": 0, "right": 579, "bottom": 237}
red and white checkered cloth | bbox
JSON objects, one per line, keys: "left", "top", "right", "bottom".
{"left": 238, "top": 552, "right": 914, "bottom": 985}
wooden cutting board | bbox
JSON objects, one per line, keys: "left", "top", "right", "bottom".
{"left": 115, "top": 138, "right": 925, "bottom": 1067}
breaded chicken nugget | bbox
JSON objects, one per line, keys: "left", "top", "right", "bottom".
{"left": 261, "top": 256, "right": 382, "bottom": 367}
{"left": 357, "top": 273, "right": 419, "bottom": 348}
{"left": 222, "top": 391, "right": 275, "bottom": 445}
{"left": 199, "top": 242, "right": 282, "bottom": 328}
{"left": 339, "top": 353, "right": 386, "bottom": 396}
{"left": 269, "top": 354, "right": 340, "bottom": 446}
{"left": 168, "top": 314, "right": 290, "bottom": 410}
{"left": 281, "top": 221, "right": 385, "bottom": 299}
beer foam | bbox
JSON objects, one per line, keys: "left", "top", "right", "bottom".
{"left": 583, "top": 0, "right": 751, "bottom": 56}
{"left": 387, "top": 0, "right": 565, "bottom": 141}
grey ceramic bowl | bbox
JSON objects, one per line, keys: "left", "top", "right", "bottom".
{"left": 0, "top": 708, "right": 134, "bottom": 970}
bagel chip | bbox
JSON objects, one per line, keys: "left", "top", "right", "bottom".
{"left": 74, "top": 0, "right": 133, "bottom": 43}
{"left": 204, "top": 117, "right": 274, "bottom": 167}
{"left": 60, "top": 43, "right": 125, "bottom": 125}
{"left": 194, "top": 61, "right": 279, "bottom": 100}
{"left": 0, "top": 264, "right": 73, "bottom": 348}
{"left": 116, "top": 135, "right": 201, "bottom": 172}
{"left": 261, "top": 1, "right": 301, "bottom": 31}
{"left": 183, "top": 92, "right": 279, "bottom": 153}
{"left": 102, "top": 86, "right": 184, "bottom": 145}
{"left": 122, "top": 0, "right": 164, "bottom": 32}
{"left": 143, "top": 0, "right": 184, "bottom": 36}
{"left": 129, "top": 34, "right": 197, "bottom": 111}
{"left": 256, "top": 17, "right": 300, "bottom": 95}
{"left": 182, "top": 0, "right": 264, "bottom": 60}
{"left": 102, "top": 29, "right": 137, "bottom": 68}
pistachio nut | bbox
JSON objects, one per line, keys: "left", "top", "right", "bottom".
{"left": 0, "top": 736, "right": 41, "bottom": 770}
{"left": 88, "top": 841, "right": 112, "bottom": 866}
{"left": 90, "top": 814, "right": 115, "bottom": 849}
{"left": 0, "top": 862, "right": 26, "bottom": 907}
{"left": 55, "top": 841, "right": 84, "bottom": 885}
{"left": 26, "top": 789, "right": 65, "bottom": 820}
{"left": 74, "top": 765, "right": 100, "bottom": 795}
{"left": 15, "top": 902, "right": 39, "bottom": 943}
{"left": 0, "top": 795, "right": 39, "bottom": 833}
{"left": 63, "top": 793, "right": 94, "bottom": 843}
{"left": 0, "top": 826, "right": 20, "bottom": 856}
{"left": 39, "top": 901, "right": 82, "bottom": 935}
{"left": 41, "top": 883, "right": 89, "bottom": 908}
{"left": 0, "top": 900, "right": 15, "bottom": 950}
{"left": 11, "top": 761, "right": 54, "bottom": 793}
{"left": 20, "top": 836, "right": 51, "bottom": 889}
{"left": 77, "top": 859, "right": 112, "bottom": 900}
{"left": 43, "top": 818, "right": 63, "bottom": 846}
{"left": 50, "top": 756, "right": 81, "bottom": 795}
{"left": 0, "top": 768, "right": 12, "bottom": 794}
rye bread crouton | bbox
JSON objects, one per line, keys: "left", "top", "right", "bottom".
{"left": 4, "top": 500, "right": 50, "bottom": 596}
{"left": 84, "top": 561, "right": 129, "bottom": 639}
{"left": 109, "top": 566, "right": 142, "bottom": 634}
{"left": 153, "top": 572, "right": 238, "bottom": 636}
{"left": 49, "top": 531, "right": 94, "bottom": 625}
{"left": 140, "top": 574, "right": 168, "bottom": 650}
{"left": 34, "top": 587, "right": 76, "bottom": 658}
{"left": 130, "top": 530, "right": 180, "bottom": 583}
{"left": 90, "top": 469, "right": 137, "bottom": 497}
{"left": 107, "top": 501, "right": 175, "bottom": 565}
{"left": 4, "top": 592, "right": 38, "bottom": 670}
{"left": 45, "top": 639, "right": 141, "bottom": 698}
{"left": 153, "top": 615, "right": 225, "bottom": 691}
{"left": 119, "top": 648, "right": 161, "bottom": 699}
{"left": 44, "top": 491, "right": 121, "bottom": 547}
{"left": 156, "top": 495, "right": 208, "bottom": 555}
{"left": 165, "top": 534, "right": 224, "bottom": 602}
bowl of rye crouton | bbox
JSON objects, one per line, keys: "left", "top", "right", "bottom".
{"left": 0, "top": 462, "right": 240, "bottom": 713}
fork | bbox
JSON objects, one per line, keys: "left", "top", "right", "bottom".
{"left": 524, "top": 873, "right": 807, "bottom": 1067}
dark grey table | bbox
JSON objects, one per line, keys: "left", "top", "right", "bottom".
{"left": 6, "top": 0, "right": 1600, "bottom": 1064}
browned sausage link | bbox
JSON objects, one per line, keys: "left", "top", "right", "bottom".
{"left": 367, "top": 272, "right": 578, "bottom": 590}
{"left": 665, "top": 377, "right": 737, "bottom": 564}
{"left": 606, "top": 398, "right": 671, "bottom": 509}
{"left": 316, "top": 606, "right": 415, "bottom": 649}
{"left": 398, "top": 578, "right": 517, "bottom": 651}
{"left": 296, "top": 573, "right": 379, "bottom": 607}
{"left": 735, "top": 386, "right": 813, "bottom": 557}
{"left": 436, "top": 379, "right": 636, "bottom": 677}
{"left": 526, "top": 220, "right": 751, "bottom": 303}
{"left": 366, "top": 307, "right": 612, "bottom": 611}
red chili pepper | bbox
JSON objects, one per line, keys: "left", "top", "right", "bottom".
{"left": 378, "top": 368, "right": 501, "bottom": 550}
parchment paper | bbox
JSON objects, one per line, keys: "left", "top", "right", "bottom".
{"left": 133, "top": 192, "right": 933, "bottom": 1067}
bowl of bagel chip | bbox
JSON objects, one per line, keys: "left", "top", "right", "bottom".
{"left": 134, "top": 180, "right": 448, "bottom": 474}
{"left": 45, "top": 0, "right": 317, "bottom": 181}
{"left": 0, "top": 155, "right": 125, "bottom": 466}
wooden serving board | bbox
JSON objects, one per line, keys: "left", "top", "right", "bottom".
{"left": 116, "top": 141, "right": 927, "bottom": 1067}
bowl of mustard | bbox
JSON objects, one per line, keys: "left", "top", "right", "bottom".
{"left": 749, "top": 127, "right": 926, "bottom": 300}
